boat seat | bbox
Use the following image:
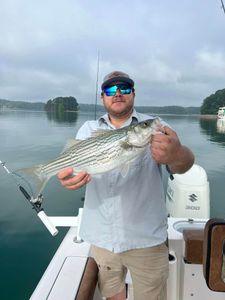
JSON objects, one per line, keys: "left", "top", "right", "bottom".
{"left": 183, "top": 229, "right": 204, "bottom": 264}
{"left": 203, "top": 218, "right": 225, "bottom": 292}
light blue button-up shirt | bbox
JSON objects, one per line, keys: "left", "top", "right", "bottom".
{"left": 76, "top": 109, "right": 168, "bottom": 253}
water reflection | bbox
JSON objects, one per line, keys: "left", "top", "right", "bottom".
{"left": 46, "top": 111, "right": 78, "bottom": 124}
{"left": 1, "top": 111, "right": 225, "bottom": 300}
{"left": 199, "top": 118, "right": 225, "bottom": 147}
{"left": 217, "top": 119, "right": 225, "bottom": 134}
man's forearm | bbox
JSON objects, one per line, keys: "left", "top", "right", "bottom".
{"left": 167, "top": 145, "right": 194, "bottom": 174}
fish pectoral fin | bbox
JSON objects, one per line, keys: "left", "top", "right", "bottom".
{"left": 119, "top": 163, "right": 130, "bottom": 178}
{"left": 119, "top": 141, "right": 133, "bottom": 150}
{"left": 61, "top": 139, "right": 82, "bottom": 154}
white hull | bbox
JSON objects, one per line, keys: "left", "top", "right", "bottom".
{"left": 30, "top": 217, "right": 225, "bottom": 300}
{"left": 217, "top": 119, "right": 225, "bottom": 133}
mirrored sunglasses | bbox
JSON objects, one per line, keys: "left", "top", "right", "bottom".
{"left": 103, "top": 84, "right": 133, "bottom": 96}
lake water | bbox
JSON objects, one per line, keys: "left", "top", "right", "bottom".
{"left": 0, "top": 110, "right": 225, "bottom": 300}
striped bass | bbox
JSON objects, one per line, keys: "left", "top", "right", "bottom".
{"left": 15, "top": 118, "right": 161, "bottom": 197}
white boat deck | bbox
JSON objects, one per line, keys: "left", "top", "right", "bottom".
{"left": 30, "top": 226, "right": 91, "bottom": 300}
{"left": 30, "top": 217, "right": 225, "bottom": 300}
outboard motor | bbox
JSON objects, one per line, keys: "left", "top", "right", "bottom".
{"left": 166, "top": 164, "right": 210, "bottom": 219}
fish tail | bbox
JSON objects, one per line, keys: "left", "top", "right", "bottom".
{"left": 13, "top": 164, "right": 49, "bottom": 198}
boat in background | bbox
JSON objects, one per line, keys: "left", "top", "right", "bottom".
{"left": 217, "top": 106, "right": 225, "bottom": 120}
{"left": 217, "top": 118, "right": 225, "bottom": 133}
{"left": 216, "top": 106, "right": 225, "bottom": 132}
{"left": 30, "top": 164, "right": 225, "bottom": 300}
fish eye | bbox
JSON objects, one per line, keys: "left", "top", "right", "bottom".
{"left": 143, "top": 121, "right": 148, "bottom": 127}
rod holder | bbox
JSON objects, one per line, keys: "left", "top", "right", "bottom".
{"left": 37, "top": 210, "right": 59, "bottom": 236}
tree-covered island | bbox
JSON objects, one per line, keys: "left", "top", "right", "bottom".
{"left": 45, "top": 96, "right": 79, "bottom": 112}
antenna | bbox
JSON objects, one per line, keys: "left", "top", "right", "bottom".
{"left": 221, "top": 0, "right": 225, "bottom": 14}
{"left": 94, "top": 50, "right": 100, "bottom": 120}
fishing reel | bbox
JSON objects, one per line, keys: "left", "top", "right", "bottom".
{"left": 0, "top": 161, "right": 58, "bottom": 236}
{"left": 30, "top": 194, "right": 44, "bottom": 208}
{"left": 0, "top": 160, "right": 83, "bottom": 238}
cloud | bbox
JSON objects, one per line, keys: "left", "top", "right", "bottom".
{"left": 195, "top": 49, "right": 225, "bottom": 79}
{"left": 0, "top": 0, "right": 225, "bottom": 106}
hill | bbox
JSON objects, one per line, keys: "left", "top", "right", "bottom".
{"left": 201, "top": 88, "right": 225, "bottom": 114}
{"left": 0, "top": 99, "right": 45, "bottom": 111}
{"left": 79, "top": 104, "right": 200, "bottom": 115}
{"left": 0, "top": 98, "right": 200, "bottom": 115}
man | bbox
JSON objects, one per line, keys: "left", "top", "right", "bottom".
{"left": 57, "top": 71, "right": 194, "bottom": 300}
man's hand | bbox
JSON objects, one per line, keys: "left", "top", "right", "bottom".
{"left": 57, "top": 167, "right": 91, "bottom": 190}
{"left": 151, "top": 126, "right": 194, "bottom": 174}
{"left": 151, "top": 126, "right": 181, "bottom": 164}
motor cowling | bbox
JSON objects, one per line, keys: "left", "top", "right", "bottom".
{"left": 166, "top": 164, "right": 210, "bottom": 219}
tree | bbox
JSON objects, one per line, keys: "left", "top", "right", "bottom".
{"left": 58, "top": 102, "right": 65, "bottom": 113}
{"left": 201, "top": 89, "right": 225, "bottom": 114}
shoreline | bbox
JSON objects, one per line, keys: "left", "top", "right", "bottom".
{"left": 199, "top": 114, "right": 217, "bottom": 119}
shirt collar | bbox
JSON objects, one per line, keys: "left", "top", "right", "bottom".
{"left": 98, "top": 109, "right": 139, "bottom": 129}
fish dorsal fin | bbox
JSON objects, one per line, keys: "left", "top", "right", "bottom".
{"left": 90, "top": 129, "right": 110, "bottom": 138}
{"left": 61, "top": 139, "right": 82, "bottom": 154}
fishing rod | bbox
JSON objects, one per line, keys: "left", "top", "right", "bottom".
{"left": 221, "top": 0, "right": 225, "bottom": 14}
{"left": 94, "top": 50, "right": 100, "bottom": 120}
{"left": 0, "top": 160, "right": 58, "bottom": 236}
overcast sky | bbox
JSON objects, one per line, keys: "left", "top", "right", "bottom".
{"left": 1, "top": 0, "right": 225, "bottom": 106}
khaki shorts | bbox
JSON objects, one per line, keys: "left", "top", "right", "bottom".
{"left": 91, "top": 243, "right": 169, "bottom": 300}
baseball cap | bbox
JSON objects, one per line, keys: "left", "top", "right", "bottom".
{"left": 101, "top": 71, "right": 134, "bottom": 90}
